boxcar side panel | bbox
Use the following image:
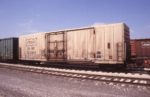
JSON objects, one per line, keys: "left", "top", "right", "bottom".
{"left": 137, "top": 40, "right": 150, "bottom": 58}
{"left": 46, "top": 32, "right": 67, "bottom": 60}
{"left": 94, "top": 26, "right": 105, "bottom": 62}
{"left": 130, "top": 39, "right": 150, "bottom": 67}
{"left": 66, "top": 28, "right": 95, "bottom": 62}
{"left": 94, "top": 23, "right": 125, "bottom": 64}
{"left": 113, "top": 24, "right": 124, "bottom": 62}
{"left": 19, "top": 33, "right": 46, "bottom": 61}
{"left": 131, "top": 39, "right": 150, "bottom": 58}
{"left": 0, "top": 38, "right": 18, "bottom": 61}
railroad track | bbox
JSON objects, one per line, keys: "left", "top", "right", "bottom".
{"left": 0, "top": 63, "right": 150, "bottom": 87}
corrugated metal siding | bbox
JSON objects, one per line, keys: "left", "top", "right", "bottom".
{"left": 130, "top": 39, "right": 150, "bottom": 68}
{"left": 0, "top": 38, "right": 18, "bottom": 61}
{"left": 130, "top": 40, "right": 137, "bottom": 57}
{"left": 130, "top": 39, "right": 150, "bottom": 58}
{"left": 136, "top": 40, "right": 150, "bottom": 58}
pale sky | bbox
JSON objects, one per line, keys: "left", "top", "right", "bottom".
{"left": 0, "top": 0, "right": 150, "bottom": 39}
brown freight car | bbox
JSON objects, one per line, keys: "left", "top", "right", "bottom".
{"left": 19, "top": 23, "right": 130, "bottom": 67}
{"left": 130, "top": 39, "right": 150, "bottom": 68}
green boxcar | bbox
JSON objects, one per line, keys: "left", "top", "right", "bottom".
{"left": 0, "top": 38, "right": 18, "bottom": 62}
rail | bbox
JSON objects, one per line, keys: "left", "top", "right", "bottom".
{"left": 0, "top": 63, "right": 150, "bottom": 87}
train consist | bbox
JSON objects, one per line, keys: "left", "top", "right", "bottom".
{"left": 1, "top": 22, "right": 149, "bottom": 68}
{"left": 130, "top": 39, "right": 150, "bottom": 68}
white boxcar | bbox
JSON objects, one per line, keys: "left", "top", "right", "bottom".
{"left": 19, "top": 23, "right": 130, "bottom": 65}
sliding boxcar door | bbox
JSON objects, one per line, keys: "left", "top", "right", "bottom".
{"left": 46, "top": 32, "right": 66, "bottom": 60}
